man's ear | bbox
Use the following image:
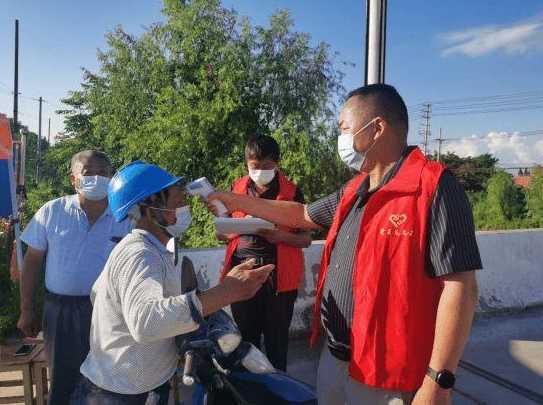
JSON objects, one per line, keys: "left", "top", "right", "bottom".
{"left": 70, "top": 174, "right": 77, "bottom": 189}
{"left": 374, "top": 117, "right": 387, "bottom": 140}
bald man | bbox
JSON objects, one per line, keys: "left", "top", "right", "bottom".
{"left": 209, "top": 84, "right": 482, "bottom": 404}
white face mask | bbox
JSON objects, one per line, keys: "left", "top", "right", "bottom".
{"left": 337, "top": 119, "right": 377, "bottom": 172}
{"left": 76, "top": 175, "right": 110, "bottom": 201}
{"left": 165, "top": 206, "right": 192, "bottom": 238}
{"left": 249, "top": 168, "right": 276, "bottom": 187}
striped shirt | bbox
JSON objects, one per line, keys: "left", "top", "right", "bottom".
{"left": 80, "top": 229, "right": 202, "bottom": 394}
{"left": 307, "top": 146, "right": 482, "bottom": 360}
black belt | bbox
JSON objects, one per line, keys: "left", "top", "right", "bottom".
{"left": 45, "top": 290, "right": 90, "bottom": 304}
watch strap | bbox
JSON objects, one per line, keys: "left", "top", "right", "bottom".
{"left": 426, "top": 366, "right": 439, "bottom": 381}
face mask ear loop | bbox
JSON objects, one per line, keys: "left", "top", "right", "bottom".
{"left": 145, "top": 204, "right": 171, "bottom": 240}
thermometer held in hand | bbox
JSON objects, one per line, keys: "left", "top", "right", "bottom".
{"left": 185, "top": 177, "right": 228, "bottom": 217}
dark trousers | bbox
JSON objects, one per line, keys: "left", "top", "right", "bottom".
{"left": 70, "top": 376, "right": 170, "bottom": 405}
{"left": 43, "top": 291, "right": 92, "bottom": 405}
{"left": 231, "top": 282, "right": 297, "bottom": 371}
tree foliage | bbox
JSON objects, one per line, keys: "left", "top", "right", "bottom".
{"left": 526, "top": 167, "right": 543, "bottom": 227}
{"left": 472, "top": 171, "right": 528, "bottom": 230}
{"left": 436, "top": 152, "right": 498, "bottom": 193}
{"left": 47, "top": 0, "right": 349, "bottom": 247}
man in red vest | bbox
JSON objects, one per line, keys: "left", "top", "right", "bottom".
{"left": 219, "top": 135, "right": 311, "bottom": 371}
{"left": 209, "top": 84, "right": 481, "bottom": 404}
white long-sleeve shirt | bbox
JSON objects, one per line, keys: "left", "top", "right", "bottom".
{"left": 80, "top": 229, "right": 202, "bottom": 394}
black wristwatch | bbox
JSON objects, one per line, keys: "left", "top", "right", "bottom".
{"left": 426, "top": 367, "right": 456, "bottom": 389}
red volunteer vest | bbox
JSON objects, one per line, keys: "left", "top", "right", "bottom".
{"left": 221, "top": 173, "right": 305, "bottom": 292}
{"left": 311, "top": 148, "right": 446, "bottom": 392}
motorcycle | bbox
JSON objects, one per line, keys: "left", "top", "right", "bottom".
{"left": 175, "top": 259, "right": 317, "bottom": 405}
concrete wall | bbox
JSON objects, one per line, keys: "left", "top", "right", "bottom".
{"left": 180, "top": 229, "right": 543, "bottom": 334}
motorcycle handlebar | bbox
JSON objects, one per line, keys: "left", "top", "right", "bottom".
{"left": 182, "top": 350, "right": 195, "bottom": 386}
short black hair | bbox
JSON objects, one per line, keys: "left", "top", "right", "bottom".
{"left": 346, "top": 84, "right": 409, "bottom": 136}
{"left": 245, "top": 135, "right": 280, "bottom": 162}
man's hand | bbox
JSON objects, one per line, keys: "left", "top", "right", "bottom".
{"left": 412, "top": 378, "right": 452, "bottom": 405}
{"left": 222, "top": 258, "right": 274, "bottom": 302}
{"left": 17, "top": 308, "right": 40, "bottom": 338}
{"left": 206, "top": 192, "right": 236, "bottom": 215}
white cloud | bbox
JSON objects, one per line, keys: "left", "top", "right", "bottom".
{"left": 443, "top": 131, "right": 543, "bottom": 166}
{"left": 439, "top": 17, "right": 543, "bottom": 57}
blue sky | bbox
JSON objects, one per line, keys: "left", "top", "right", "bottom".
{"left": 1, "top": 0, "right": 542, "bottom": 166}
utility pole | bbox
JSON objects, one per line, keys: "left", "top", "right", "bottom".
{"left": 421, "top": 103, "right": 431, "bottom": 156}
{"left": 36, "top": 96, "right": 43, "bottom": 183}
{"left": 364, "top": 0, "right": 387, "bottom": 85}
{"left": 13, "top": 19, "right": 19, "bottom": 135}
{"left": 19, "top": 127, "right": 27, "bottom": 194}
{"left": 48, "top": 117, "right": 51, "bottom": 145}
{"left": 437, "top": 128, "right": 444, "bottom": 162}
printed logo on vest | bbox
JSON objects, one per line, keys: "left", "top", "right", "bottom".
{"left": 380, "top": 214, "right": 414, "bottom": 237}
{"left": 389, "top": 214, "right": 407, "bottom": 228}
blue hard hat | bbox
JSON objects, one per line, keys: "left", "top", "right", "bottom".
{"left": 108, "top": 161, "right": 184, "bottom": 222}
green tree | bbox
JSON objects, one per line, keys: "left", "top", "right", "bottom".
{"left": 52, "top": 0, "right": 349, "bottom": 247}
{"left": 473, "top": 171, "right": 527, "bottom": 230}
{"left": 526, "top": 167, "right": 543, "bottom": 227}
{"left": 436, "top": 152, "right": 498, "bottom": 193}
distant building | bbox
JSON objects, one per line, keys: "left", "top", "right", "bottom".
{"left": 513, "top": 168, "right": 533, "bottom": 188}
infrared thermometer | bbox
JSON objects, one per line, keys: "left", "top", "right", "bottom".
{"left": 185, "top": 177, "right": 228, "bottom": 217}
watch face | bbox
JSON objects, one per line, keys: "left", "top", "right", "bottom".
{"left": 437, "top": 370, "right": 456, "bottom": 389}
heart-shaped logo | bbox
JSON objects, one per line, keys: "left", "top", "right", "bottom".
{"left": 389, "top": 214, "right": 407, "bottom": 228}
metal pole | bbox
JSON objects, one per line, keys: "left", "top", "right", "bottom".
{"left": 422, "top": 103, "right": 431, "bottom": 156}
{"left": 13, "top": 20, "right": 19, "bottom": 134}
{"left": 437, "top": 128, "right": 443, "bottom": 162}
{"left": 364, "top": 0, "right": 387, "bottom": 85}
{"left": 20, "top": 128, "right": 27, "bottom": 190}
{"left": 48, "top": 117, "right": 51, "bottom": 145}
{"left": 36, "top": 96, "right": 43, "bottom": 183}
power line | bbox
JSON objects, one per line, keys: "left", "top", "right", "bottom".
{"left": 432, "top": 105, "right": 543, "bottom": 117}
{"left": 411, "top": 89, "right": 543, "bottom": 107}
{"left": 408, "top": 90, "right": 543, "bottom": 117}
{"left": 428, "top": 129, "right": 543, "bottom": 143}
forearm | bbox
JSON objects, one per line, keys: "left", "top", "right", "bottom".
{"left": 197, "top": 284, "right": 234, "bottom": 317}
{"left": 219, "top": 192, "right": 319, "bottom": 230}
{"left": 20, "top": 256, "right": 43, "bottom": 311}
{"left": 428, "top": 273, "right": 479, "bottom": 372}
{"left": 278, "top": 231, "right": 312, "bottom": 248}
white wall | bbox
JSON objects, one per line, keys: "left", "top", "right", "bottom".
{"left": 180, "top": 229, "right": 543, "bottom": 335}
{"left": 475, "top": 229, "right": 543, "bottom": 311}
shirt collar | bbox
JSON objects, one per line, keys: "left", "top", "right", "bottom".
{"left": 356, "top": 145, "right": 414, "bottom": 198}
{"left": 67, "top": 194, "right": 112, "bottom": 217}
{"left": 132, "top": 229, "right": 169, "bottom": 253}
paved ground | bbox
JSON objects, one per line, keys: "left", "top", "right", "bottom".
{"left": 2, "top": 308, "right": 542, "bottom": 404}
{"left": 288, "top": 307, "right": 543, "bottom": 404}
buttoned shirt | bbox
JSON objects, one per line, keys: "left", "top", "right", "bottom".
{"left": 20, "top": 195, "right": 132, "bottom": 296}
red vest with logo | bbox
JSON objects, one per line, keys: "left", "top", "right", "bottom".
{"left": 221, "top": 173, "right": 305, "bottom": 292}
{"left": 311, "top": 148, "right": 446, "bottom": 391}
